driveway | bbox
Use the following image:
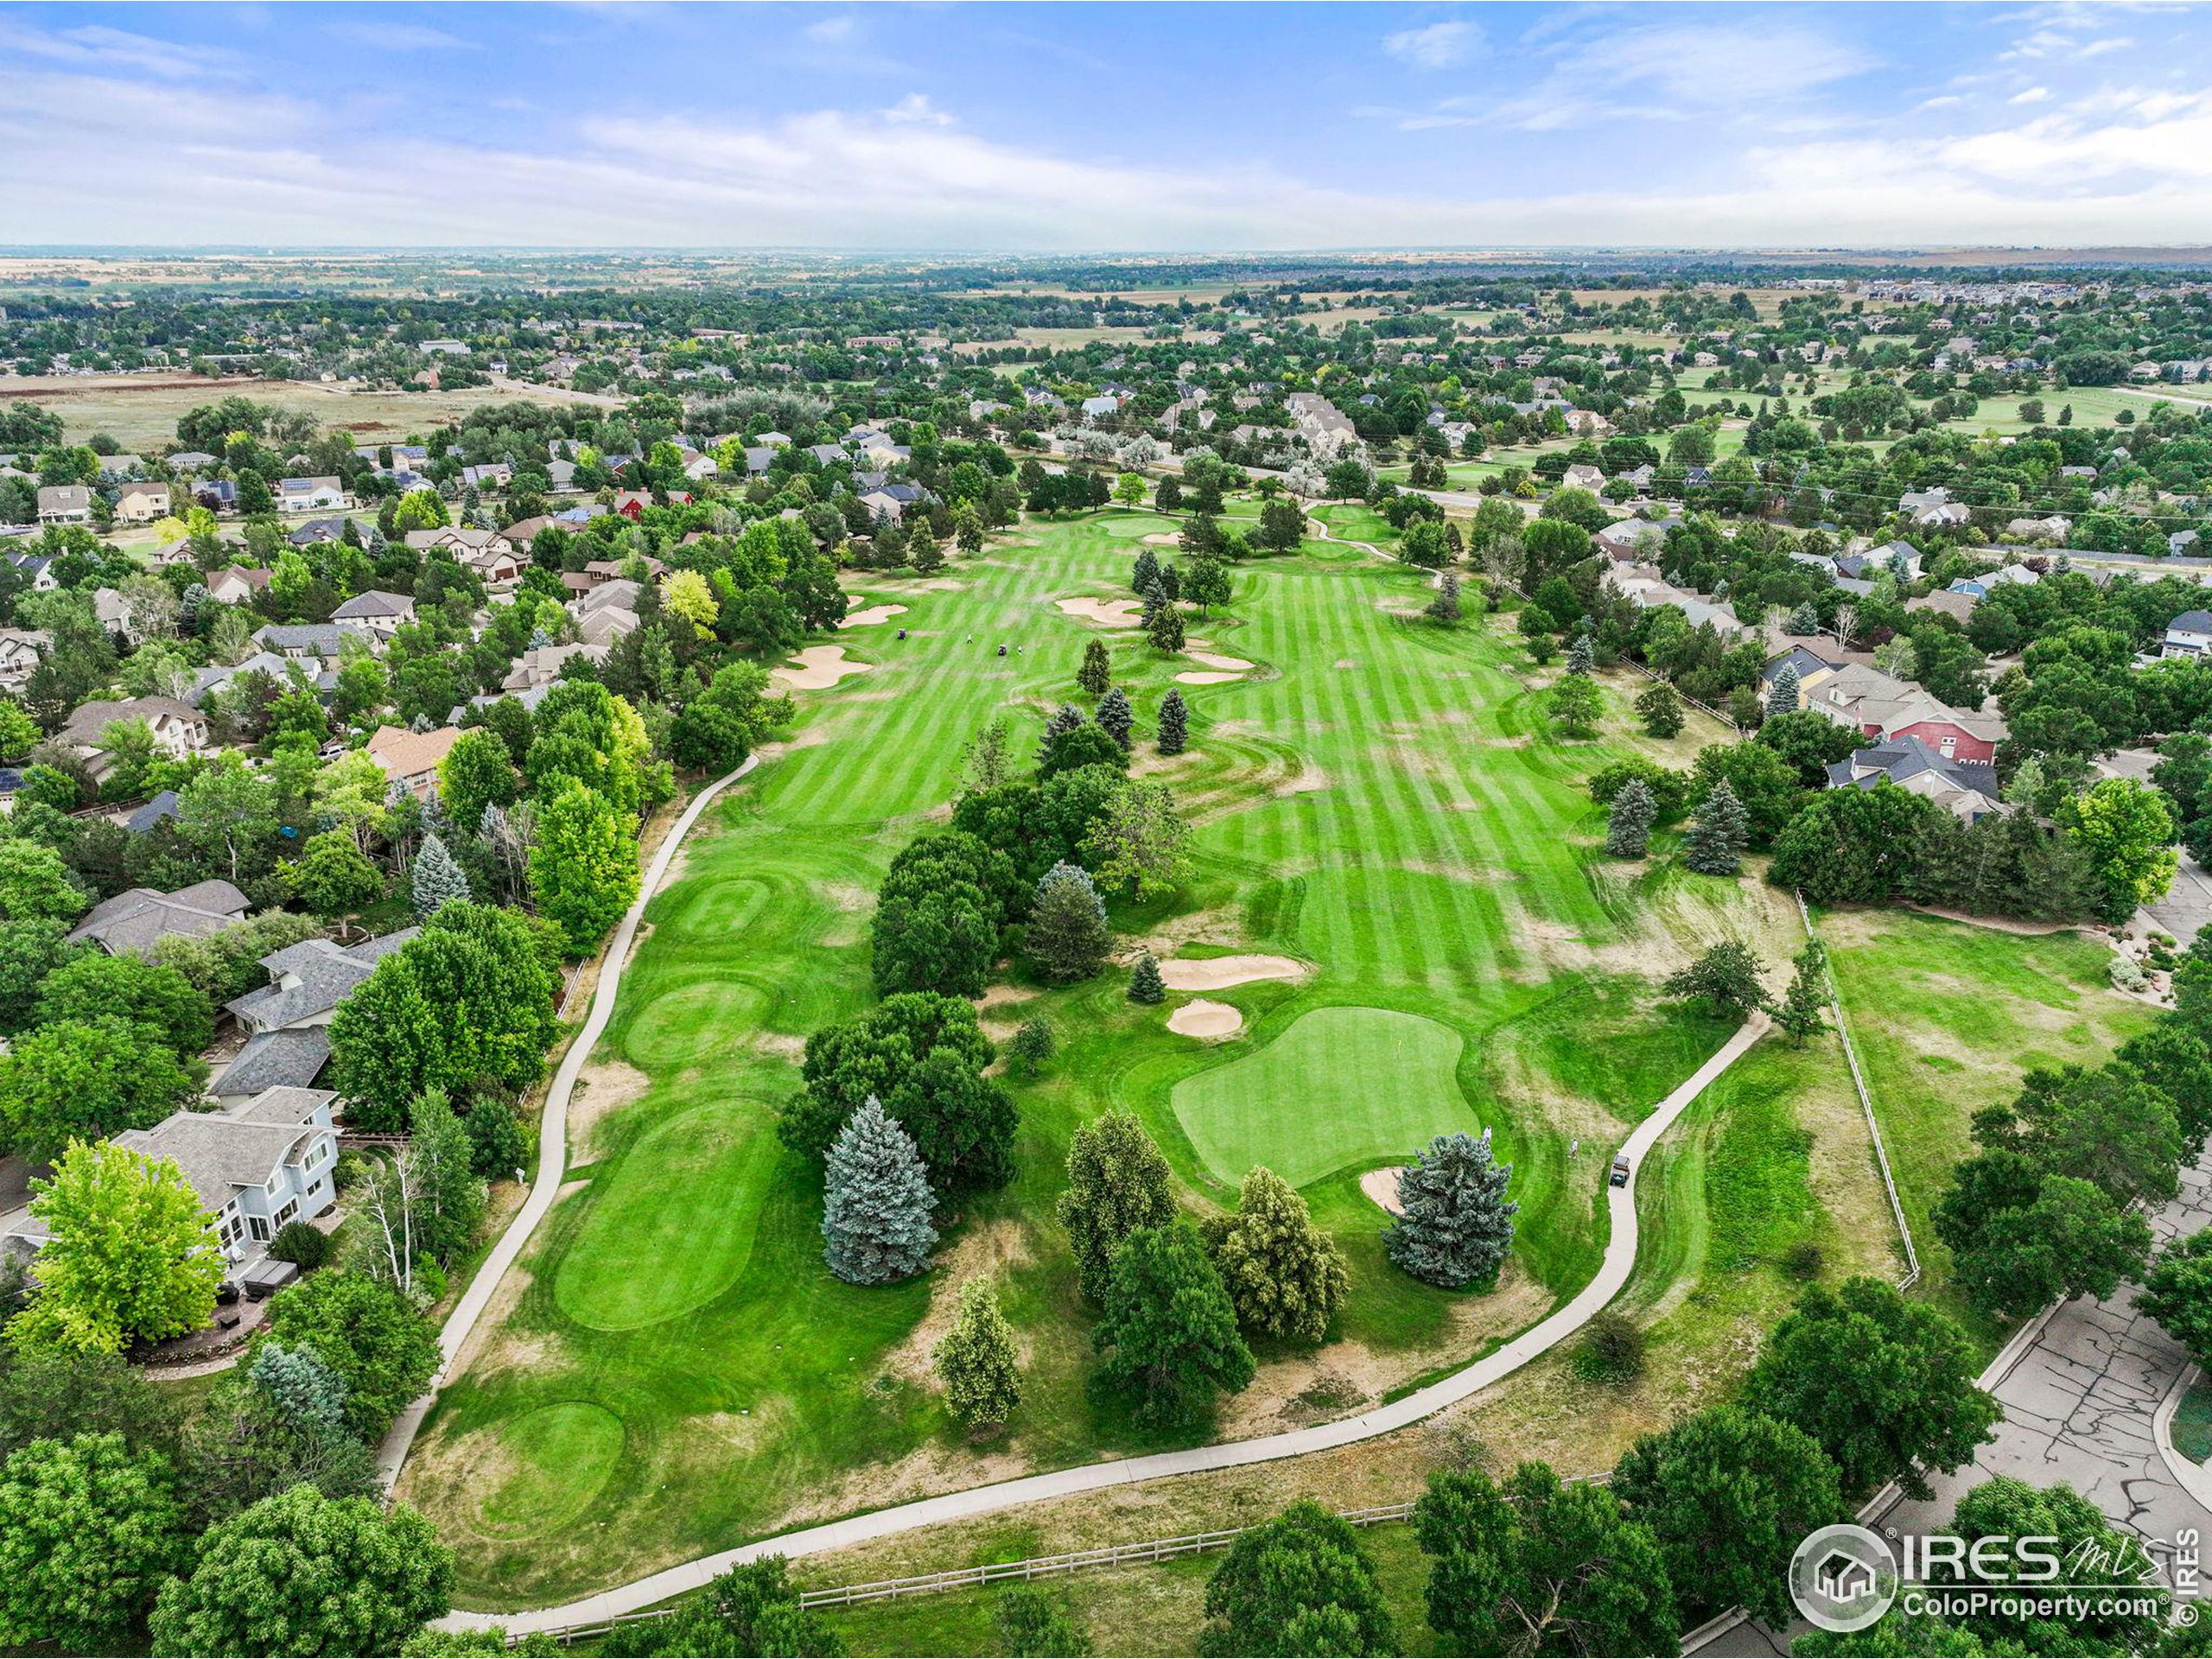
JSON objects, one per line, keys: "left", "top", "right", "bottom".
{"left": 2145, "top": 851, "right": 2212, "bottom": 951}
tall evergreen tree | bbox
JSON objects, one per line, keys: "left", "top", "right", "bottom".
{"left": 1786, "top": 601, "right": 1819, "bottom": 634}
{"left": 1127, "top": 950, "right": 1166, "bottom": 1004}
{"left": 1096, "top": 688, "right": 1134, "bottom": 751}
{"left": 1683, "top": 779, "right": 1749, "bottom": 875}
{"left": 1426, "top": 572, "right": 1462, "bottom": 624}
{"left": 410, "top": 833, "right": 471, "bottom": 918}
{"left": 1148, "top": 604, "right": 1186, "bottom": 653}
{"left": 821, "top": 1096, "right": 938, "bottom": 1286}
{"left": 1155, "top": 690, "right": 1189, "bottom": 756}
{"left": 1775, "top": 939, "right": 1830, "bottom": 1046}
{"left": 933, "top": 1278, "right": 1022, "bottom": 1433}
{"left": 1384, "top": 1128, "right": 1518, "bottom": 1287}
{"left": 1077, "top": 639, "right": 1111, "bottom": 697}
{"left": 1131, "top": 546, "right": 1161, "bottom": 599}
{"left": 1140, "top": 575, "right": 1171, "bottom": 625}
{"left": 1207, "top": 1166, "right": 1350, "bottom": 1344}
{"left": 1766, "top": 663, "right": 1801, "bottom": 719}
{"left": 1036, "top": 703, "right": 1085, "bottom": 767}
{"left": 1027, "top": 862, "right": 1111, "bottom": 982}
{"left": 1057, "top": 1111, "right": 1175, "bottom": 1300}
{"left": 1605, "top": 779, "right": 1656, "bottom": 859}
{"left": 1567, "top": 632, "right": 1594, "bottom": 675}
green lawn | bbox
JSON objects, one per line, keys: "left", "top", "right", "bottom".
{"left": 1171, "top": 1007, "right": 1472, "bottom": 1186}
{"left": 403, "top": 506, "right": 1813, "bottom": 1607}
{"left": 2174, "top": 1383, "right": 2212, "bottom": 1466}
{"left": 1820, "top": 907, "right": 2155, "bottom": 1340}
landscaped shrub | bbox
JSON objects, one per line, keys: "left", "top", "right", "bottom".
{"left": 268, "top": 1221, "right": 332, "bottom": 1270}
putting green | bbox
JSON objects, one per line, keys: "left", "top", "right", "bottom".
{"left": 1171, "top": 1006, "right": 1477, "bottom": 1187}
{"left": 554, "top": 1100, "right": 777, "bottom": 1330}
{"left": 473, "top": 1402, "right": 625, "bottom": 1540}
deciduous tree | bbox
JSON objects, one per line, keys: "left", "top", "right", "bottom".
{"left": 1205, "top": 1166, "right": 1349, "bottom": 1345}
{"left": 0, "top": 1430, "right": 188, "bottom": 1651}
{"left": 1092, "top": 1220, "right": 1254, "bottom": 1430}
{"left": 1199, "top": 1501, "right": 1395, "bottom": 1657}
{"left": 934, "top": 1277, "right": 1021, "bottom": 1432}
{"left": 529, "top": 781, "right": 639, "bottom": 956}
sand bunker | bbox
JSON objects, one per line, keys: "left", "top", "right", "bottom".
{"left": 1141, "top": 533, "right": 1181, "bottom": 546}
{"left": 1186, "top": 650, "right": 1254, "bottom": 672}
{"left": 1167, "top": 999, "right": 1243, "bottom": 1039}
{"left": 771, "top": 645, "right": 874, "bottom": 690}
{"left": 840, "top": 603, "right": 907, "bottom": 629}
{"left": 1360, "top": 1166, "right": 1408, "bottom": 1216}
{"left": 1056, "top": 596, "right": 1144, "bottom": 627}
{"left": 1176, "top": 671, "right": 1243, "bottom": 685}
{"left": 1158, "top": 953, "right": 1307, "bottom": 992}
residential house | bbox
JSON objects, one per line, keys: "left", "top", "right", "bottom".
{"left": 1841, "top": 540, "right": 1923, "bottom": 582}
{"left": 858, "top": 488, "right": 906, "bottom": 523}
{"left": 0, "top": 627, "right": 49, "bottom": 690}
{"left": 253, "top": 622, "right": 362, "bottom": 660}
{"left": 221, "top": 927, "right": 419, "bottom": 1103}
{"left": 1827, "top": 734, "right": 2006, "bottom": 823}
{"left": 2005, "top": 514, "right": 2072, "bottom": 543}
{"left": 1898, "top": 486, "right": 1972, "bottom": 531}
{"left": 1761, "top": 645, "right": 1846, "bottom": 701}
{"left": 189, "top": 478, "right": 238, "bottom": 512}
{"left": 66, "top": 879, "right": 249, "bottom": 956}
{"left": 113, "top": 481, "right": 171, "bottom": 524}
{"left": 93, "top": 586, "right": 143, "bottom": 643}
{"left": 405, "top": 526, "right": 522, "bottom": 588}
{"left": 1802, "top": 663, "right": 2006, "bottom": 763}
{"left": 204, "top": 567, "right": 272, "bottom": 606}
{"left": 364, "top": 724, "right": 461, "bottom": 800}
{"left": 109, "top": 1087, "right": 342, "bottom": 1263}
{"left": 1560, "top": 463, "right": 1607, "bottom": 493}
{"left": 2164, "top": 610, "right": 2212, "bottom": 659}
{"left": 1948, "top": 563, "right": 2042, "bottom": 601}
{"left": 276, "top": 477, "right": 349, "bottom": 512}
{"left": 2173, "top": 531, "right": 2203, "bottom": 559}
{"left": 35, "top": 485, "right": 91, "bottom": 525}
{"left": 1906, "top": 588, "right": 1979, "bottom": 626}
{"left": 59, "top": 696, "right": 211, "bottom": 783}
{"left": 165, "top": 450, "right": 218, "bottom": 473}
{"left": 95, "top": 454, "right": 147, "bottom": 480}
{"left": 460, "top": 463, "right": 512, "bottom": 491}
{"left": 287, "top": 518, "right": 348, "bottom": 548}
{"left": 1285, "top": 391, "right": 1357, "bottom": 457}
{"left": 502, "top": 642, "right": 606, "bottom": 695}
{"left": 329, "top": 590, "right": 416, "bottom": 639}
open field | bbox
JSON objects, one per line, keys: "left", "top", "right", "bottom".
{"left": 1820, "top": 907, "right": 2156, "bottom": 1340}
{"left": 401, "top": 501, "right": 2032, "bottom": 1615}
{"left": 0, "top": 373, "right": 583, "bottom": 449}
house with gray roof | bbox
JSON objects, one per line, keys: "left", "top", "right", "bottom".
{"left": 226, "top": 928, "right": 419, "bottom": 1039}
{"left": 112, "top": 1086, "right": 340, "bottom": 1262}
{"left": 1827, "top": 734, "right": 2007, "bottom": 823}
{"left": 67, "top": 879, "right": 248, "bottom": 957}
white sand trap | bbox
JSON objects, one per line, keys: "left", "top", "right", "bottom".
{"left": 1360, "top": 1166, "right": 1408, "bottom": 1216}
{"left": 840, "top": 603, "right": 907, "bottom": 629}
{"left": 1158, "top": 953, "right": 1307, "bottom": 992}
{"left": 772, "top": 645, "right": 874, "bottom": 690}
{"left": 1176, "top": 671, "right": 1243, "bottom": 685}
{"left": 1141, "top": 532, "right": 1181, "bottom": 546}
{"left": 1167, "top": 999, "right": 1243, "bottom": 1039}
{"left": 1057, "top": 596, "right": 1143, "bottom": 627}
{"left": 1186, "top": 650, "right": 1254, "bottom": 672}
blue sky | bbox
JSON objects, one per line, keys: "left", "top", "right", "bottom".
{"left": 2, "top": 3, "right": 2208, "bottom": 250}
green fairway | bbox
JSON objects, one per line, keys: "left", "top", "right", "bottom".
{"left": 1171, "top": 1007, "right": 1473, "bottom": 1186}
{"left": 554, "top": 1100, "right": 778, "bottom": 1332}
{"left": 474, "top": 1403, "right": 626, "bottom": 1540}
{"left": 404, "top": 505, "right": 1808, "bottom": 1607}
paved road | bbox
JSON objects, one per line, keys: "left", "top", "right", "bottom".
{"left": 440, "top": 1013, "right": 1772, "bottom": 1635}
{"left": 376, "top": 757, "right": 760, "bottom": 1490}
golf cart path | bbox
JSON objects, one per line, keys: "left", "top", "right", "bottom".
{"left": 376, "top": 756, "right": 759, "bottom": 1491}
{"left": 442, "top": 1011, "right": 1771, "bottom": 1634}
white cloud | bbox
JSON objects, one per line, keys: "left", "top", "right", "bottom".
{"left": 1382, "top": 20, "right": 1480, "bottom": 70}
{"left": 326, "top": 21, "right": 479, "bottom": 51}
{"left": 804, "top": 16, "right": 857, "bottom": 44}
{"left": 1, "top": 11, "right": 2209, "bottom": 253}
{"left": 880, "top": 93, "right": 952, "bottom": 127}
{"left": 2012, "top": 86, "right": 2051, "bottom": 103}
